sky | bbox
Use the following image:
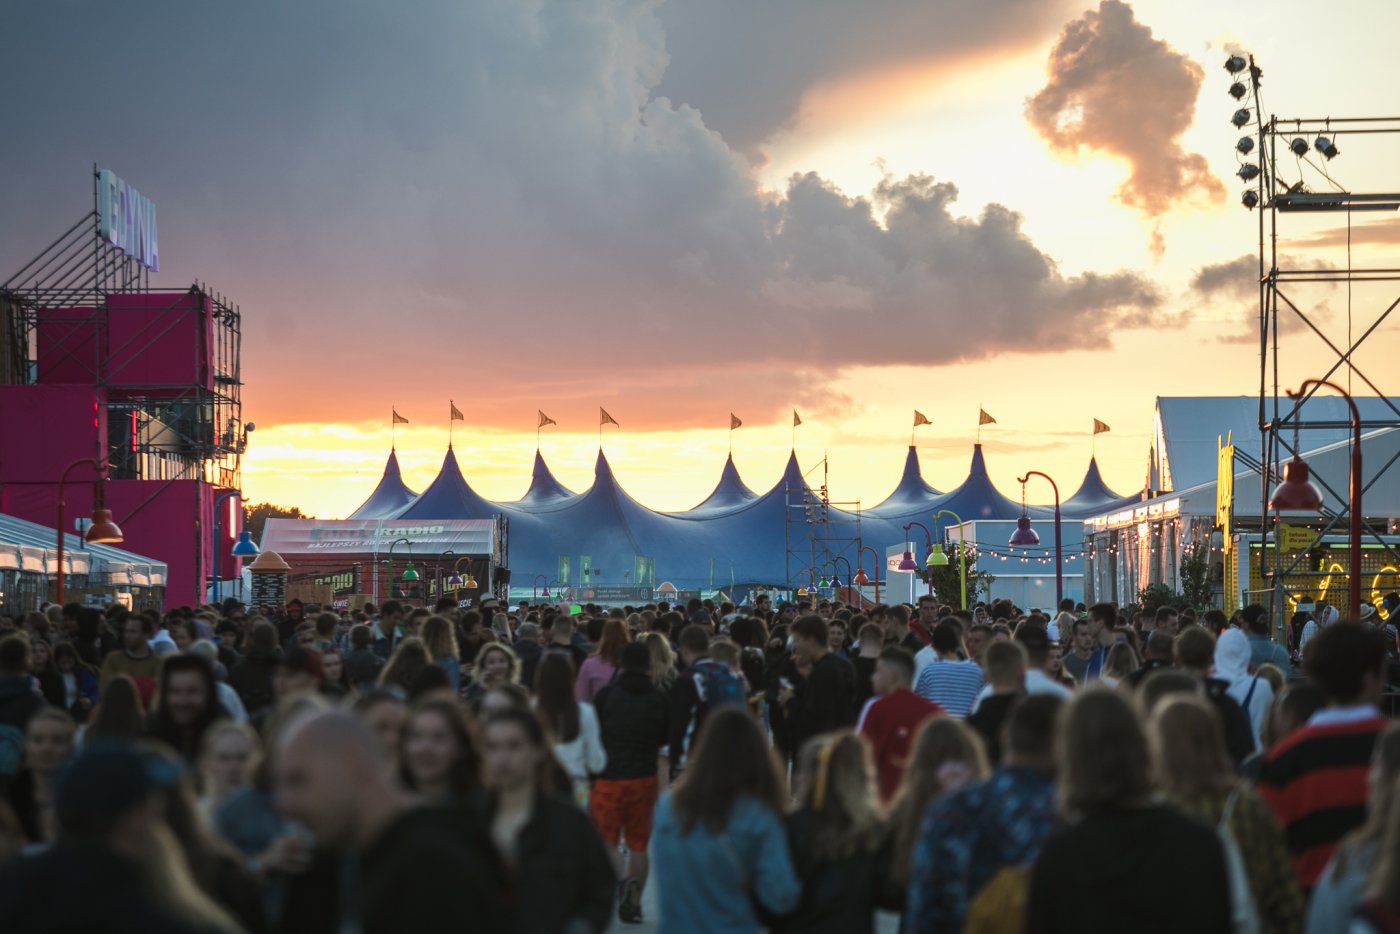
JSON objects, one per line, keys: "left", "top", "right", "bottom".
{"left": 4, "top": 0, "right": 1400, "bottom": 516}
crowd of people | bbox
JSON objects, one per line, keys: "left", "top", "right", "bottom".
{"left": 0, "top": 589, "right": 1395, "bottom": 933}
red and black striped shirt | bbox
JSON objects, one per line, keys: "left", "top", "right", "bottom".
{"left": 1256, "top": 710, "right": 1388, "bottom": 889}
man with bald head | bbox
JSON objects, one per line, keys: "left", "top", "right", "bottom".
{"left": 276, "top": 710, "right": 507, "bottom": 933}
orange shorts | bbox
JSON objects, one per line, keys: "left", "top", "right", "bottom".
{"left": 589, "top": 776, "right": 659, "bottom": 850}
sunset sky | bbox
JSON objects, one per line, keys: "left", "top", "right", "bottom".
{"left": 5, "top": 0, "right": 1400, "bottom": 516}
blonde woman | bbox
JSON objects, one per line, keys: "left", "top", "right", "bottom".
{"left": 464, "top": 642, "right": 521, "bottom": 706}
{"left": 885, "top": 716, "right": 988, "bottom": 893}
{"left": 776, "top": 731, "right": 887, "bottom": 933}
{"left": 1100, "top": 642, "right": 1139, "bottom": 688}
{"left": 419, "top": 616, "right": 461, "bottom": 692}
{"left": 1151, "top": 694, "right": 1303, "bottom": 934}
{"left": 641, "top": 631, "right": 676, "bottom": 691}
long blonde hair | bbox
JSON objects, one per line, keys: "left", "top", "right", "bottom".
{"left": 793, "top": 731, "right": 884, "bottom": 862}
{"left": 641, "top": 632, "right": 675, "bottom": 690}
{"left": 1149, "top": 695, "right": 1236, "bottom": 798}
{"left": 887, "top": 716, "right": 988, "bottom": 885}
{"left": 419, "top": 616, "right": 458, "bottom": 663}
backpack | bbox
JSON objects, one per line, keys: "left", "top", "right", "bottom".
{"left": 964, "top": 865, "right": 1030, "bottom": 934}
{"left": 1217, "top": 791, "right": 1261, "bottom": 934}
{"left": 0, "top": 724, "right": 23, "bottom": 776}
{"left": 696, "top": 660, "right": 747, "bottom": 711}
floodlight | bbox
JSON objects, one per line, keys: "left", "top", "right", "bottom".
{"left": 1231, "top": 109, "right": 1251, "bottom": 128}
{"left": 1242, "top": 190, "right": 1260, "bottom": 209}
{"left": 1225, "top": 55, "right": 1248, "bottom": 74}
{"left": 1290, "top": 137, "right": 1309, "bottom": 157}
{"left": 1228, "top": 82, "right": 1247, "bottom": 100}
{"left": 1315, "top": 136, "right": 1340, "bottom": 160}
{"left": 1238, "top": 164, "right": 1260, "bottom": 182}
{"left": 1236, "top": 137, "right": 1254, "bottom": 154}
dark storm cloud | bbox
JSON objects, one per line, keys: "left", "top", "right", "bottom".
{"left": 0, "top": 0, "right": 1165, "bottom": 425}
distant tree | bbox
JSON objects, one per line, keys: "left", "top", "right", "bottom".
{"left": 1178, "top": 542, "right": 1215, "bottom": 610}
{"left": 925, "top": 543, "right": 995, "bottom": 609}
{"left": 243, "top": 503, "right": 309, "bottom": 543}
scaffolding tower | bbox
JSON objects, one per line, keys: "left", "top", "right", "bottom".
{"left": 784, "top": 454, "right": 864, "bottom": 598}
{"left": 1230, "top": 55, "right": 1400, "bottom": 623}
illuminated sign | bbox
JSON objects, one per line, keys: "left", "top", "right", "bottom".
{"left": 97, "top": 169, "right": 159, "bottom": 271}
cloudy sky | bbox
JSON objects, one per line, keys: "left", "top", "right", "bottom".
{"left": 4, "top": 0, "right": 1399, "bottom": 514}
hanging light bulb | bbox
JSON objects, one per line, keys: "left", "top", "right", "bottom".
{"left": 1228, "top": 81, "right": 1247, "bottom": 100}
{"left": 1231, "top": 108, "right": 1251, "bottom": 128}
{"left": 1238, "top": 163, "right": 1260, "bottom": 181}
{"left": 1242, "top": 190, "right": 1260, "bottom": 209}
{"left": 1236, "top": 136, "right": 1255, "bottom": 154}
{"left": 1224, "top": 55, "right": 1248, "bottom": 74}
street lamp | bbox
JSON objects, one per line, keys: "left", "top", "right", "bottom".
{"left": 435, "top": 549, "right": 457, "bottom": 603}
{"left": 1270, "top": 379, "right": 1362, "bottom": 620}
{"left": 55, "top": 458, "right": 123, "bottom": 606}
{"left": 532, "top": 573, "right": 548, "bottom": 603}
{"left": 1013, "top": 471, "right": 1063, "bottom": 610}
{"left": 830, "top": 555, "right": 853, "bottom": 604}
{"left": 854, "top": 545, "right": 881, "bottom": 605}
{"left": 902, "top": 522, "right": 935, "bottom": 596}
{"left": 213, "top": 491, "right": 259, "bottom": 604}
{"left": 933, "top": 509, "right": 968, "bottom": 610}
{"left": 386, "top": 537, "right": 411, "bottom": 601}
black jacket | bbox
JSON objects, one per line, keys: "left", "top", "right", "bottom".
{"left": 514, "top": 638, "right": 544, "bottom": 690}
{"left": 347, "top": 805, "right": 508, "bottom": 934}
{"left": 488, "top": 791, "right": 617, "bottom": 934}
{"left": 594, "top": 670, "right": 669, "bottom": 780}
{"left": 227, "top": 648, "right": 278, "bottom": 716}
{"left": 0, "top": 842, "right": 206, "bottom": 933}
{"left": 772, "top": 807, "right": 882, "bottom": 934}
{"left": 789, "top": 653, "right": 856, "bottom": 752}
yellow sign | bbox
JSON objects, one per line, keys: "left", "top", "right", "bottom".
{"left": 1216, "top": 434, "right": 1235, "bottom": 530}
{"left": 1277, "top": 522, "right": 1317, "bottom": 552}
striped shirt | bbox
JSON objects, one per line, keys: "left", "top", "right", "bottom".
{"left": 1256, "top": 706, "right": 1388, "bottom": 889}
{"left": 914, "top": 657, "right": 986, "bottom": 718}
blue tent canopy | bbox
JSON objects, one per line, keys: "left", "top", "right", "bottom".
{"left": 512, "top": 449, "right": 576, "bottom": 510}
{"left": 395, "top": 447, "right": 501, "bottom": 521}
{"left": 348, "top": 449, "right": 419, "bottom": 519}
{"left": 680, "top": 453, "right": 758, "bottom": 515}
{"left": 868, "top": 446, "right": 941, "bottom": 517}
{"left": 1062, "top": 456, "right": 1135, "bottom": 517}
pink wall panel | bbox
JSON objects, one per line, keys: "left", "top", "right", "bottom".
{"left": 105, "top": 291, "right": 212, "bottom": 393}
{"left": 36, "top": 309, "right": 103, "bottom": 384}
{"left": 0, "top": 385, "right": 105, "bottom": 483}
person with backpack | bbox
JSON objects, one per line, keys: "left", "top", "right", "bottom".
{"left": 592, "top": 642, "right": 669, "bottom": 924}
{"left": 1215, "top": 629, "right": 1274, "bottom": 745}
{"left": 668, "top": 625, "right": 745, "bottom": 779}
{"left": 1151, "top": 695, "right": 1303, "bottom": 934}
{"left": 784, "top": 615, "right": 856, "bottom": 754}
{"left": 906, "top": 695, "right": 1062, "bottom": 934}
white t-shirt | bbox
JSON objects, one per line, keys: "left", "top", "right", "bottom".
{"left": 551, "top": 701, "right": 606, "bottom": 788}
{"left": 968, "top": 669, "right": 1073, "bottom": 714}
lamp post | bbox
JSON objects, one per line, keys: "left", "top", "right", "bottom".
{"left": 830, "top": 555, "right": 853, "bottom": 604}
{"left": 933, "top": 509, "right": 968, "bottom": 610}
{"left": 854, "top": 545, "right": 881, "bottom": 605}
{"left": 1269, "top": 379, "right": 1362, "bottom": 620}
{"left": 434, "top": 549, "right": 456, "bottom": 604}
{"left": 1012, "top": 471, "right": 1063, "bottom": 610}
{"left": 532, "top": 573, "right": 548, "bottom": 603}
{"left": 386, "top": 537, "right": 411, "bottom": 602}
{"left": 213, "top": 491, "right": 259, "bottom": 604}
{"left": 451, "top": 557, "right": 479, "bottom": 603}
{"left": 54, "top": 458, "right": 123, "bottom": 606}
{"left": 900, "top": 522, "right": 936, "bottom": 596}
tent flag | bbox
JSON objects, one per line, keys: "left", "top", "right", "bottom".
{"left": 730, "top": 413, "right": 742, "bottom": 431}
{"left": 451, "top": 402, "right": 464, "bottom": 421}
{"left": 392, "top": 409, "right": 409, "bottom": 425}
{"left": 1093, "top": 418, "right": 1111, "bottom": 434}
{"left": 538, "top": 411, "right": 557, "bottom": 429}
{"left": 391, "top": 406, "right": 408, "bottom": 448}
{"left": 600, "top": 407, "right": 619, "bottom": 427}
{"left": 979, "top": 409, "right": 997, "bottom": 426}
{"left": 913, "top": 410, "right": 931, "bottom": 428}
{"left": 793, "top": 410, "right": 803, "bottom": 428}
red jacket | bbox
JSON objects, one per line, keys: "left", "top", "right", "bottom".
{"left": 859, "top": 688, "right": 942, "bottom": 801}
